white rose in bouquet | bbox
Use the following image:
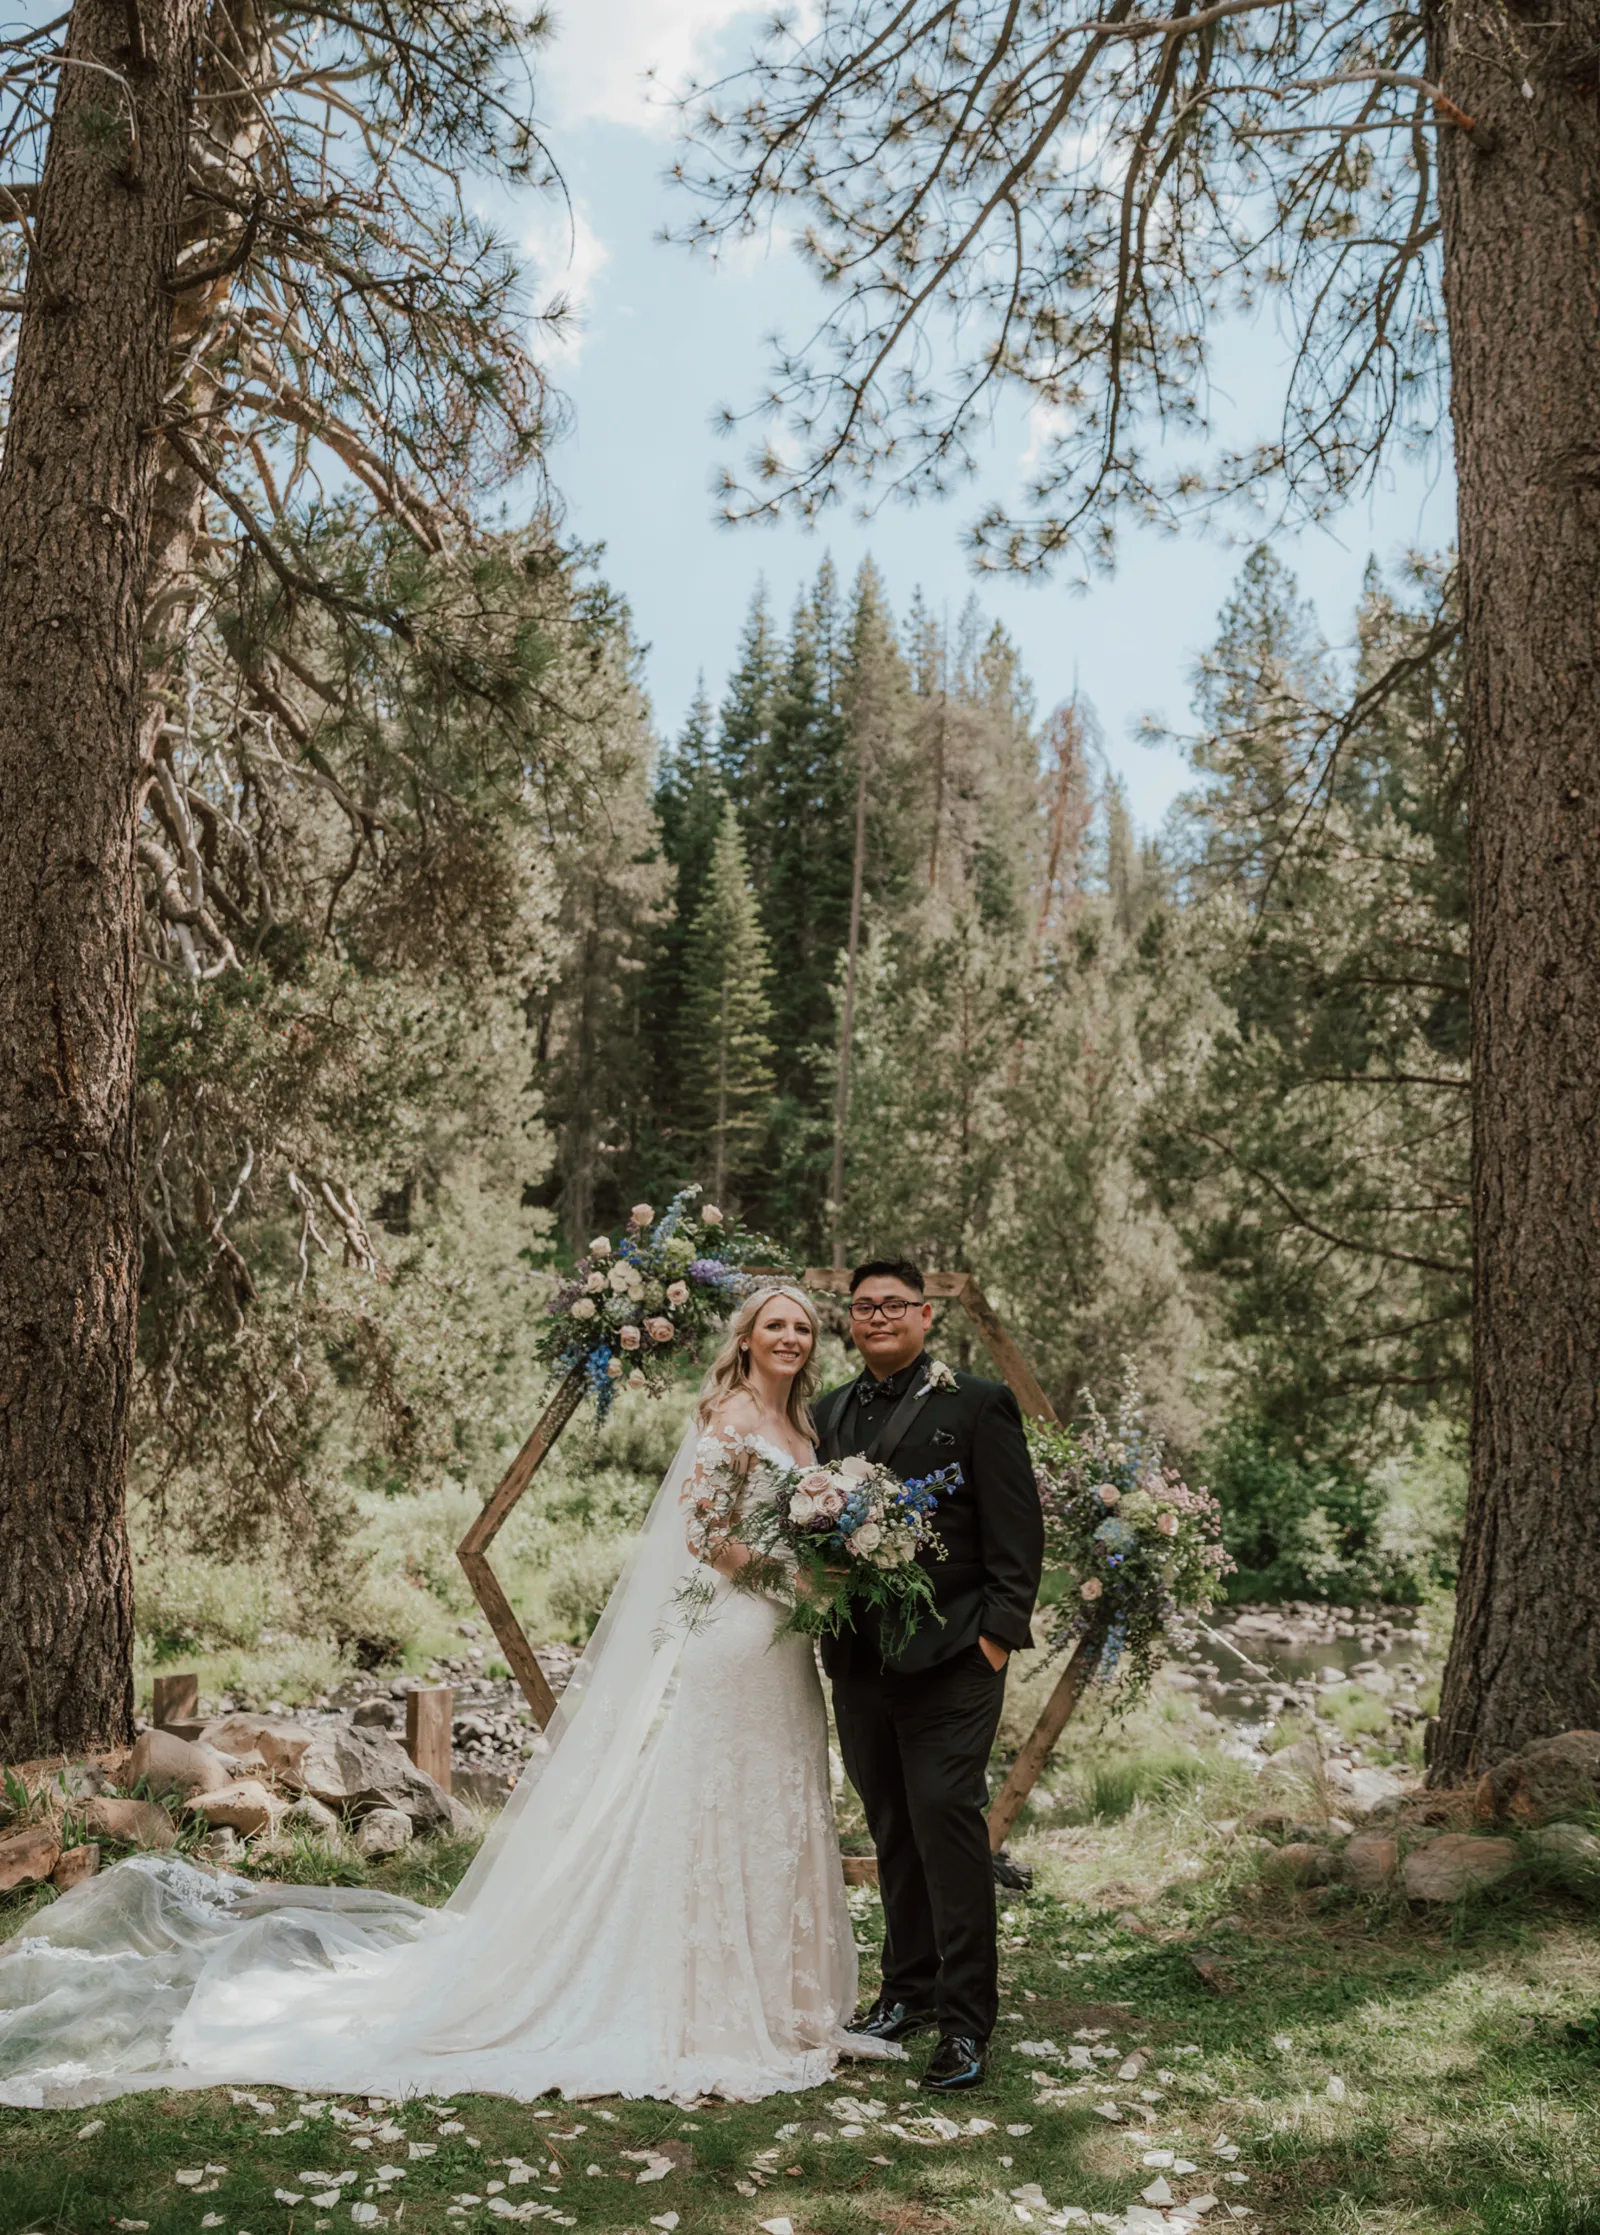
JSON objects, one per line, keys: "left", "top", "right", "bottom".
{"left": 619, "top": 1324, "right": 642, "bottom": 1351}
{"left": 645, "top": 1316, "right": 675, "bottom": 1345}
{"left": 570, "top": 1297, "right": 598, "bottom": 1322}
{"left": 590, "top": 1236, "right": 612, "bottom": 1258}
{"left": 850, "top": 1522, "right": 883, "bottom": 1555}
{"left": 666, "top": 1280, "right": 689, "bottom": 1306}
{"left": 585, "top": 1271, "right": 606, "bottom": 1293}
{"left": 630, "top": 1202, "right": 655, "bottom": 1226}
{"left": 701, "top": 1204, "right": 724, "bottom": 1226}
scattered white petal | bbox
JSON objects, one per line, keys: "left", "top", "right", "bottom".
{"left": 350, "top": 2209, "right": 380, "bottom": 2227}
{"left": 1006, "top": 2123, "right": 1032, "bottom": 2137}
{"left": 966, "top": 2119, "right": 996, "bottom": 2135}
{"left": 1142, "top": 2178, "right": 1174, "bottom": 2206}
{"left": 174, "top": 2173, "right": 205, "bottom": 2189}
{"left": 649, "top": 2216, "right": 680, "bottom": 2230}
{"left": 275, "top": 2192, "right": 305, "bottom": 2207}
{"left": 408, "top": 2144, "right": 437, "bottom": 2161}
{"left": 1173, "top": 2160, "right": 1200, "bottom": 2176}
{"left": 757, "top": 2219, "right": 794, "bottom": 2235}
{"left": 1142, "top": 2152, "right": 1174, "bottom": 2168}
{"left": 437, "top": 2120, "right": 466, "bottom": 2136}
{"left": 1092, "top": 2102, "right": 1123, "bottom": 2122}
{"left": 76, "top": 2119, "right": 104, "bottom": 2140}
{"left": 1326, "top": 2077, "right": 1347, "bottom": 2103}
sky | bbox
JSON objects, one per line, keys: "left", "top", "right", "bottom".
{"left": 521, "top": 2, "right": 1456, "bottom": 831}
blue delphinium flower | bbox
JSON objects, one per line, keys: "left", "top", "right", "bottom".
{"left": 587, "top": 1344, "right": 618, "bottom": 1419}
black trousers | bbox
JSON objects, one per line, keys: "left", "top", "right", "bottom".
{"left": 832, "top": 1643, "right": 1007, "bottom": 2042}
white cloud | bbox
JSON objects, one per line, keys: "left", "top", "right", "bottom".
{"left": 523, "top": 196, "right": 611, "bottom": 365}
{"left": 540, "top": 0, "right": 757, "bottom": 136}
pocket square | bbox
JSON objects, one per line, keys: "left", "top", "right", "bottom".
{"left": 929, "top": 1428, "right": 958, "bottom": 1449}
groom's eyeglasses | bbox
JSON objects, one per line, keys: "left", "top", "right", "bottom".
{"left": 849, "top": 1297, "right": 921, "bottom": 1321}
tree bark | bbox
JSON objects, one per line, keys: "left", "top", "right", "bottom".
{"left": 0, "top": 0, "right": 205, "bottom": 1758}
{"left": 1429, "top": 0, "right": 1600, "bottom": 1778}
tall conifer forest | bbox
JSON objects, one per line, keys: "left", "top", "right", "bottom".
{"left": 126, "top": 534, "right": 1468, "bottom": 1623}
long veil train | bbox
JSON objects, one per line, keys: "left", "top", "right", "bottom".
{"left": 0, "top": 1423, "right": 877, "bottom": 2106}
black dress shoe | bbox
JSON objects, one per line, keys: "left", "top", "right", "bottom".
{"left": 920, "top": 2033, "right": 988, "bottom": 2091}
{"left": 847, "top": 1996, "right": 939, "bottom": 2044}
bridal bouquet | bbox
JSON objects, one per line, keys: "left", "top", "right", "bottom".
{"left": 688, "top": 1446, "right": 952, "bottom": 1649}
{"left": 1031, "top": 1362, "right": 1233, "bottom": 1702}
{"left": 537, "top": 1186, "right": 781, "bottom": 1417}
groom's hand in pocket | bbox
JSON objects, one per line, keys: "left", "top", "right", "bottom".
{"left": 978, "top": 1636, "right": 1009, "bottom": 1672}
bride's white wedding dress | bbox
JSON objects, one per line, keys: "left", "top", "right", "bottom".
{"left": 0, "top": 1427, "right": 886, "bottom": 2108}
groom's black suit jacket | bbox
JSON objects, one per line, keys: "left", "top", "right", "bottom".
{"left": 816, "top": 1356, "right": 1043, "bottom": 1678}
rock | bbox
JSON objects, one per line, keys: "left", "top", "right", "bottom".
{"left": 355, "top": 1807, "right": 413, "bottom": 1858}
{"left": 1283, "top": 1820, "right": 1330, "bottom": 1846}
{"left": 0, "top": 1826, "right": 63, "bottom": 1891}
{"left": 51, "top": 1842, "right": 100, "bottom": 1892}
{"left": 1523, "top": 1820, "right": 1600, "bottom": 1891}
{"left": 53, "top": 1761, "right": 112, "bottom": 1801}
{"left": 352, "top": 1699, "right": 397, "bottom": 1729}
{"left": 1342, "top": 1834, "right": 1399, "bottom": 1893}
{"left": 295, "top": 1723, "right": 454, "bottom": 1830}
{"left": 1475, "top": 1732, "right": 1600, "bottom": 1828}
{"left": 1344, "top": 1766, "right": 1410, "bottom": 1818}
{"left": 126, "top": 1727, "right": 236, "bottom": 1800}
{"left": 1401, "top": 1833, "right": 1518, "bottom": 1902}
{"left": 283, "top": 1793, "right": 340, "bottom": 1836}
{"left": 206, "top": 1826, "right": 239, "bottom": 1862}
{"left": 187, "top": 1779, "right": 283, "bottom": 1836}
{"left": 452, "top": 1766, "right": 514, "bottom": 1811}
{"left": 1264, "top": 1841, "right": 1338, "bottom": 1887}
{"left": 198, "top": 1714, "right": 314, "bottom": 1782}
{"left": 81, "top": 1795, "right": 178, "bottom": 1851}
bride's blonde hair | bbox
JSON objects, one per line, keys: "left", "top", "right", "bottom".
{"left": 697, "top": 1283, "right": 822, "bottom": 1437}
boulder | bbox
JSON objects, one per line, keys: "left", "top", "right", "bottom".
{"left": 198, "top": 1714, "right": 314, "bottom": 1782}
{"left": 51, "top": 1842, "right": 100, "bottom": 1892}
{"left": 1263, "top": 1841, "right": 1338, "bottom": 1887}
{"left": 1344, "top": 1767, "right": 1410, "bottom": 1818}
{"left": 81, "top": 1795, "right": 178, "bottom": 1851}
{"left": 1522, "top": 1820, "right": 1600, "bottom": 1891}
{"left": 453, "top": 1766, "right": 514, "bottom": 1812}
{"left": 0, "top": 1826, "right": 62, "bottom": 1892}
{"left": 1342, "top": 1834, "right": 1399, "bottom": 1893}
{"left": 352, "top": 1699, "right": 397, "bottom": 1729}
{"left": 186, "top": 1779, "right": 283, "bottom": 1836}
{"left": 283, "top": 1793, "right": 340, "bottom": 1836}
{"left": 354, "top": 1807, "right": 413, "bottom": 1859}
{"left": 126, "top": 1727, "right": 236, "bottom": 1799}
{"left": 1401, "top": 1833, "right": 1518, "bottom": 1902}
{"left": 295, "top": 1723, "right": 454, "bottom": 1830}
{"left": 1474, "top": 1732, "right": 1600, "bottom": 1828}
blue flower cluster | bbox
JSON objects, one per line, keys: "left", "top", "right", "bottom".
{"left": 686, "top": 1257, "right": 736, "bottom": 1289}
{"left": 586, "top": 1343, "right": 618, "bottom": 1419}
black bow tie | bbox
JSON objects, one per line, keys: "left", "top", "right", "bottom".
{"left": 858, "top": 1367, "right": 914, "bottom": 1405}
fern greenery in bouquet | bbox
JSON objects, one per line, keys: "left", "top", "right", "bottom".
{"left": 1031, "top": 1363, "right": 1234, "bottom": 1703}
{"left": 686, "top": 1445, "right": 953, "bottom": 1653}
{"left": 538, "top": 1187, "right": 780, "bottom": 1418}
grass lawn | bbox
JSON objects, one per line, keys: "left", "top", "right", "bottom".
{"left": 6, "top": 1765, "right": 1600, "bottom": 2235}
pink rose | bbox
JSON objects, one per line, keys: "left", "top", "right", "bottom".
{"left": 619, "top": 1324, "right": 641, "bottom": 1351}
{"left": 1156, "top": 1511, "right": 1179, "bottom": 1537}
{"left": 589, "top": 1236, "right": 612, "bottom": 1258}
{"left": 1081, "top": 1577, "right": 1103, "bottom": 1601}
{"left": 605, "top": 1357, "right": 624, "bottom": 1380}
{"left": 630, "top": 1202, "right": 654, "bottom": 1227}
{"left": 645, "top": 1316, "right": 674, "bottom": 1345}
{"left": 627, "top": 1368, "right": 646, "bottom": 1388}
{"left": 797, "top": 1470, "right": 835, "bottom": 1500}
{"left": 701, "top": 1204, "right": 724, "bottom": 1226}
{"left": 838, "top": 1455, "right": 874, "bottom": 1484}
{"left": 666, "top": 1281, "right": 689, "bottom": 1307}
{"left": 1095, "top": 1484, "right": 1121, "bottom": 1508}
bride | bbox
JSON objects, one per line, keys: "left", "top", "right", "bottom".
{"left": 0, "top": 1284, "right": 895, "bottom": 2107}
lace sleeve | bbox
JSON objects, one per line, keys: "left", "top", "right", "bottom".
{"left": 681, "top": 1426, "right": 752, "bottom": 1565}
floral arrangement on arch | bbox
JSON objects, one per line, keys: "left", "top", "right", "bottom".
{"left": 538, "top": 1186, "right": 780, "bottom": 1417}
{"left": 1030, "top": 1362, "right": 1234, "bottom": 1702}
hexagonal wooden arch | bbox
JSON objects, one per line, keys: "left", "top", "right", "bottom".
{"left": 457, "top": 1267, "right": 1091, "bottom": 1854}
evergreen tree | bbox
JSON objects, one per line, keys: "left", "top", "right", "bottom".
{"left": 718, "top": 585, "right": 780, "bottom": 863}
{"left": 679, "top": 801, "right": 776, "bottom": 1201}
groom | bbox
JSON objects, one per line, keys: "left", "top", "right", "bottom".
{"left": 818, "top": 1258, "right": 1043, "bottom": 2093}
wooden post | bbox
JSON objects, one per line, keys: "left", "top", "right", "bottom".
{"left": 456, "top": 1363, "right": 587, "bottom": 1726}
{"left": 987, "top": 1641, "right": 1096, "bottom": 1850}
{"left": 152, "top": 1672, "right": 199, "bottom": 1729}
{"left": 405, "top": 1685, "right": 454, "bottom": 1794}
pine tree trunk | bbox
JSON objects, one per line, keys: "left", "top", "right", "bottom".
{"left": 1429, "top": 0, "right": 1600, "bottom": 1779}
{"left": 0, "top": 0, "right": 205, "bottom": 1758}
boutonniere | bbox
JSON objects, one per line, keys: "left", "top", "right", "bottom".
{"left": 918, "top": 1359, "right": 958, "bottom": 1396}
